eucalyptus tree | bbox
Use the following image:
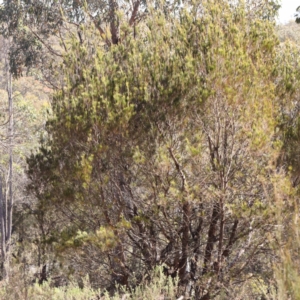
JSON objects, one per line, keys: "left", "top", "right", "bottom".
{"left": 0, "top": 40, "right": 50, "bottom": 280}
{"left": 0, "top": 0, "right": 149, "bottom": 82}
{"left": 0, "top": 0, "right": 15, "bottom": 278}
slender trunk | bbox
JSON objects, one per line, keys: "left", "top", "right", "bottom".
{"left": 222, "top": 220, "right": 238, "bottom": 259}
{"left": 178, "top": 201, "right": 190, "bottom": 283}
{"left": 217, "top": 196, "right": 224, "bottom": 274}
{"left": 7, "top": 57, "right": 13, "bottom": 248}
{"left": 0, "top": 37, "right": 14, "bottom": 280}
{"left": 38, "top": 265, "right": 47, "bottom": 285}
{"left": 0, "top": 178, "right": 6, "bottom": 278}
{"left": 191, "top": 207, "right": 203, "bottom": 279}
{"left": 109, "top": 0, "right": 119, "bottom": 44}
{"left": 202, "top": 203, "right": 219, "bottom": 275}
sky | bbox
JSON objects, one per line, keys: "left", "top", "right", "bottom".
{"left": 278, "top": 0, "right": 298, "bottom": 24}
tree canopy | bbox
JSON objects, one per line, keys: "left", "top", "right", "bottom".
{"left": 1, "top": 0, "right": 300, "bottom": 299}
{"left": 24, "top": 0, "right": 293, "bottom": 298}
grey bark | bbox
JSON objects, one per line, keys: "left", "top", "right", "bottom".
{"left": 0, "top": 37, "right": 14, "bottom": 280}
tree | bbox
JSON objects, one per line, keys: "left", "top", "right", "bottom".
{"left": 0, "top": 0, "right": 150, "bottom": 83}
{"left": 26, "top": 0, "right": 286, "bottom": 298}
{"left": 0, "top": 26, "right": 14, "bottom": 281}
{"left": 0, "top": 33, "right": 50, "bottom": 280}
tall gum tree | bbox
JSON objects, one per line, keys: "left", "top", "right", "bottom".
{"left": 0, "top": 0, "right": 14, "bottom": 278}
{"left": 0, "top": 0, "right": 150, "bottom": 82}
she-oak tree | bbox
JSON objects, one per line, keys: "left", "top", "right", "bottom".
{"left": 25, "top": 0, "right": 292, "bottom": 299}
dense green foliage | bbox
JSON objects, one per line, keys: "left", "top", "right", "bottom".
{"left": 2, "top": 0, "right": 300, "bottom": 299}
{"left": 25, "top": 0, "right": 288, "bottom": 298}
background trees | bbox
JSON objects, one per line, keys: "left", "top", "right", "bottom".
{"left": 0, "top": 31, "right": 49, "bottom": 280}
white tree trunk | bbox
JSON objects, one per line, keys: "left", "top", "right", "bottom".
{"left": 0, "top": 37, "right": 14, "bottom": 280}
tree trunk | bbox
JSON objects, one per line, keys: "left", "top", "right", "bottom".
{"left": 0, "top": 37, "right": 14, "bottom": 280}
